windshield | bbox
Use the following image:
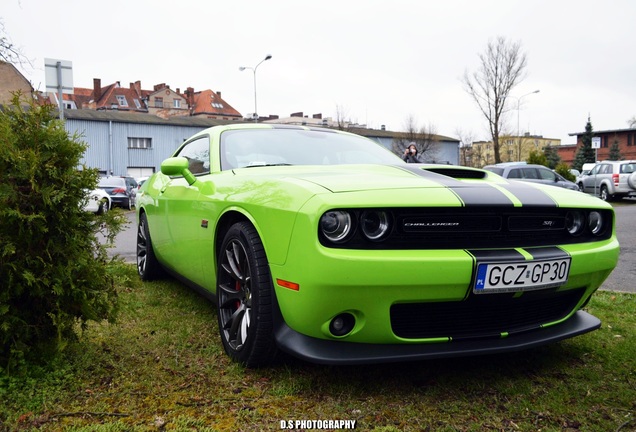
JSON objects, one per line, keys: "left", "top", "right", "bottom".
{"left": 220, "top": 128, "right": 403, "bottom": 170}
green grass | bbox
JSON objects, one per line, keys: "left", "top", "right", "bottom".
{"left": 1, "top": 265, "right": 634, "bottom": 431}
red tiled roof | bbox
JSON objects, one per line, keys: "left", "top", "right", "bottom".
{"left": 50, "top": 79, "right": 243, "bottom": 117}
{"left": 190, "top": 89, "right": 242, "bottom": 118}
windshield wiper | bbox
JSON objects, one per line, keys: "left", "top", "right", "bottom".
{"left": 244, "top": 163, "right": 293, "bottom": 168}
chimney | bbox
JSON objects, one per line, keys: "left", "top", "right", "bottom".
{"left": 186, "top": 87, "right": 195, "bottom": 104}
{"left": 93, "top": 78, "right": 102, "bottom": 101}
{"left": 291, "top": 111, "right": 303, "bottom": 118}
{"left": 381, "top": 125, "right": 386, "bottom": 131}
{"left": 313, "top": 113, "right": 322, "bottom": 119}
{"left": 130, "top": 80, "right": 142, "bottom": 96}
{"left": 216, "top": 91, "right": 222, "bottom": 98}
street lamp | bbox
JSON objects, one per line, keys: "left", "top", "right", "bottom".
{"left": 513, "top": 89, "right": 540, "bottom": 159}
{"left": 239, "top": 54, "right": 272, "bottom": 121}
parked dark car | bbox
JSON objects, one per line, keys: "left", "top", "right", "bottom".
{"left": 98, "top": 176, "right": 137, "bottom": 209}
{"left": 484, "top": 163, "right": 579, "bottom": 191}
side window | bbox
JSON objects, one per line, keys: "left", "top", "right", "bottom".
{"left": 590, "top": 165, "right": 601, "bottom": 175}
{"left": 601, "top": 164, "right": 612, "bottom": 175}
{"left": 507, "top": 168, "right": 522, "bottom": 179}
{"left": 176, "top": 136, "right": 210, "bottom": 175}
{"left": 521, "top": 168, "right": 538, "bottom": 179}
{"left": 537, "top": 168, "right": 555, "bottom": 181}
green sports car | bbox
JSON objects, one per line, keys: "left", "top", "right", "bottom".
{"left": 136, "top": 124, "right": 619, "bottom": 367}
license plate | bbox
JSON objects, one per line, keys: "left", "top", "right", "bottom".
{"left": 474, "top": 258, "right": 571, "bottom": 294}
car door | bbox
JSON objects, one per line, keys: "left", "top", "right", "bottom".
{"left": 581, "top": 164, "right": 603, "bottom": 194}
{"left": 156, "top": 136, "right": 214, "bottom": 286}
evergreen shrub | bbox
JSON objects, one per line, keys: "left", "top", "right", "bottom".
{"left": 0, "top": 95, "right": 123, "bottom": 369}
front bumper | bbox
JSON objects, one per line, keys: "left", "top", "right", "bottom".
{"left": 274, "top": 310, "right": 601, "bottom": 365}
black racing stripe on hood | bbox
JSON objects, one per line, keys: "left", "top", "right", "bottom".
{"left": 396, "top": 165, "right": 514, "bottom": 207}
{"left": 498, "top": 182, "right": 558, "bottom": 207}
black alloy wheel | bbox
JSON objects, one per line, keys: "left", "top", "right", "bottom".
{"left": 137, "top": 212, "right": 164, "bottom": 281}
{"left": 217, "top": 221, "right": 278, "bottom": 367}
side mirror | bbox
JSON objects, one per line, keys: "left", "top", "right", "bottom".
{"left": 160, "top": 157, "right": 196, "bottom": 185}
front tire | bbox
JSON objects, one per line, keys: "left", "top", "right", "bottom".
{"left": 217, "top": 222, "right": 278, "bottom": 367}
{"left": 137, "top": 212, "right": 164, "bottom": 281}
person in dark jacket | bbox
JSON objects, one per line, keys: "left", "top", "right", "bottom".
{"left": 403, "top": 143, "right": 420, "bottom": 163}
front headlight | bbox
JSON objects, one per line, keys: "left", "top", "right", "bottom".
{"left": 360, "top": 210, "right": 391, "bottom": 241}
{"left": 588, "top": 211, "right": 604, "bottom": 235}
{"left": 319, "top": 211, "right": 352, "bottom": 243}
{"left": 565, "top": 211, "right": 584, "bottom": 235}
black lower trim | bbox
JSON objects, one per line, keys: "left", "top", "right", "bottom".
{"left": 273, "top": 311, "right": 600, "bottom": 365}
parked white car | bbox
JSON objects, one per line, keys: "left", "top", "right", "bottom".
{"left": 83, "top": 188, "right": 111, "bottom": 214}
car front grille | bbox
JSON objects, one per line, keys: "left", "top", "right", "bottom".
{"left": 390, "top": 288, "right": 586, "bottom": 339}
{"left": 319, "top": 207, "right": 613, "bottom": 249}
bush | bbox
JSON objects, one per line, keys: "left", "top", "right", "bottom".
{"left": 526, "top": 150, "right": 548, "bottom": 166}
{"left": 0, "top": 95, "right": 124, "bottom": 370}
{"left": 555, "top": 163, "right": 576, "bottom": 182}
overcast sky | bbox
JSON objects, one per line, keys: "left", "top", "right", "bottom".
{"left": 4, "top": 0, "right": 635, "bottom": 144}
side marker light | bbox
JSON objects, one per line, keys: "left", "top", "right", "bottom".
{"left": 276, "top": 279, "right": 300, "bottom": 291}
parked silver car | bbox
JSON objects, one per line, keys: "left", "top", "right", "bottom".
{"left": 483, "top": 163, "right": 580, "bottom": 191}
{"left": 577, "top": 160, "right": 636, "bottom": 201}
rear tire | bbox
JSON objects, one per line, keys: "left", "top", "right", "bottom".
{"left": 600, "top": 185, "right": 612, "bottom": 201}
{"left": 137, "top": 212, "right": 165, "bottom": 281}
{"left": 217, "top": 221, "right": 278, "bottom": 367}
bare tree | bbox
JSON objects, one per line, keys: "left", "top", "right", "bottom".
{"left": 392, "top": 115, "right": 439, "bottom": 162}
{"left": 627, "top": 116, "right": 636, "bottom": 129}
{"left": 0, "top": 19, "right": 31, "bottom": 68}
{"left": 455, "top": 128, "right": 475, "bottom": 167}
{"left": 462, "top": 36, "right": 527, "bottom": 164}
{"left": 334, "top": 104, "right": 350, "bottom": 130}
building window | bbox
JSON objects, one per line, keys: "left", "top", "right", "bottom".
{"left": 155, "top": 97, "right": 163, "bottom": 108}
{"left": 128, "top": 137, "right": 152, "bottom": 149}
{"left": 133, "top": 99, "right": 142, "bottom": 109}
{"left": 174, "top": 99, "right": 181, "bottom": 108}
{"left": 116, "top": 95, "right": 128, "bottom": 107}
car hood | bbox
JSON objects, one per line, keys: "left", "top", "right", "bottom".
{"left": 230, "top": 163, "right": 604, "bottom": 209}
{"left": 235, "top": 164, "right": 466, "bottom": 193}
